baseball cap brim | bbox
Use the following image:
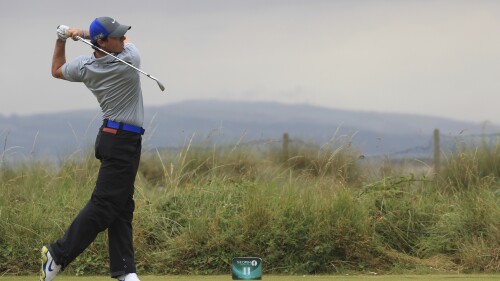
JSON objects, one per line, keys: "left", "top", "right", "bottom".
{"left": 109, "top": 24, "right": 131, "bottom": 38}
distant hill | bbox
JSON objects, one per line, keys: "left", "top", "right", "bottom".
{"left": 0, "top": 100, "right": 497, "bottom": 162}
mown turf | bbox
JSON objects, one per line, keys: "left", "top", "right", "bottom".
{"left": 1, "top": 275, "right": 499, "bottom": 281}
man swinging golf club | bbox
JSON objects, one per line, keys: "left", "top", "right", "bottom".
{"left": 41, "top": 17, "right": 146, "bottom": 281}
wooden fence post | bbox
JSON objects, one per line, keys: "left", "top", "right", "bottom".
{"left": 283, "top": 133, "right": 289, "bottom": 162}
{"left": 433, "top": 128, "right": 440, "bottom": 174}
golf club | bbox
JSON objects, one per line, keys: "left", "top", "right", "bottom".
{"left": 75, "top": 36, "right": 166, "bottom": 92}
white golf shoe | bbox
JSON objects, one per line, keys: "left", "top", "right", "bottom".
{"left": 117, "top": 273, "right": 141, "bottom": 281}
{"left": 40, "top": 246, "right": 61, "bottom": 281}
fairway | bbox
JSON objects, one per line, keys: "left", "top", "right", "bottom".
{"left": 1, "top": 275, "right": 499, "bottom": 281}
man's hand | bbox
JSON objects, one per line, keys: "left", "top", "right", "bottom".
{"left": 56, "top": 25, "right": 69, "bottom": 41}
{"left": 67, "top": 28, "right": 86, "bottom": 41}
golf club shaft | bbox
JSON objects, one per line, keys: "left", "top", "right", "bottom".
{"left": 75, "top": 36, "right": 165, "bottom": 92}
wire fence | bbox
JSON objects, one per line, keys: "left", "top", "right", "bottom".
{"left": 2, "top": 127, "right": 500, "bottom": 168}
{"left": 196, "top": 130, "right": 500, "bottom": 164}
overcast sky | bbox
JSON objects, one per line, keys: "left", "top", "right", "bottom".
{"left": 1, "top": 0, "right": 500, "bottom": 124}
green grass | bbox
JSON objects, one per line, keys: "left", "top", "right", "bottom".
{"left": 1, "top": 275, "right": 499, "bottom": 281}
{"left": 0, "top": 137, "right": 499, "bottom": 276}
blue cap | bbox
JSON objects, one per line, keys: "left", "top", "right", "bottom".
{"left": 89, "top": 17, "right": 131, "bottom": 43}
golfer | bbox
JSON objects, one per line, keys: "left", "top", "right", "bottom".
{"left": 42, "top": 17, "right": 144, "bottom": 281}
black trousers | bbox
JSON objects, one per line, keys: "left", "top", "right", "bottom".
{"left": 49, "top": 128, "right": 142, "bottom": 278}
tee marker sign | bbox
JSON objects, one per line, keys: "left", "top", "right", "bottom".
{"left": 232, "top": 257, "right": 262, "bottom": 280}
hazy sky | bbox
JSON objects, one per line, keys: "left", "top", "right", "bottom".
{"left": 1, "top": 0, "right": 500, "bottom": 124}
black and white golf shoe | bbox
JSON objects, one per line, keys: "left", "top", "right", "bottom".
{"left": 40, "top": 246, "right": 61, "bottom": 281}
{"left": 117, "top": 273, "right": 141, "bottom": 281}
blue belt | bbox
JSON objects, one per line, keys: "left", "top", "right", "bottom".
{"left": 104, "top": 120, "right": 145, "bottom": 135}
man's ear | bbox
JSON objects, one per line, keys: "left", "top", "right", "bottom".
{"left": 97, "top": 38, "right": 106, "bottom": 48}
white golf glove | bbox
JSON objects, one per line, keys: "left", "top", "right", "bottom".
{"left": 56, "top": 25, "right": 70, "bottom": 41}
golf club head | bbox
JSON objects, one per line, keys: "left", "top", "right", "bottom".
{"left": 156, "top": 80, "right": 166, "bottom": 92}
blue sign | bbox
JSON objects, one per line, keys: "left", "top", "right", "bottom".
{"left": 232, "top": 257, "right": 262, "bottom": 280}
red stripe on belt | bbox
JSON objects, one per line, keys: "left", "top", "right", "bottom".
{"left": 102, "top": 127, "right": 118, "bottom": 134}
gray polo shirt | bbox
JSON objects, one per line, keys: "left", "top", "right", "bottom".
{"left": 62, "top": 43, "right": 144, "bottom": 127}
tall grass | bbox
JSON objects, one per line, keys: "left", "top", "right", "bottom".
{"left": 0, "top": 137, "right": 499, "bottom": 276}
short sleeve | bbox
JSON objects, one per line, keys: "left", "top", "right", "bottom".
{"left": 62, "top": 56, "right": 87, "bottom": 82}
